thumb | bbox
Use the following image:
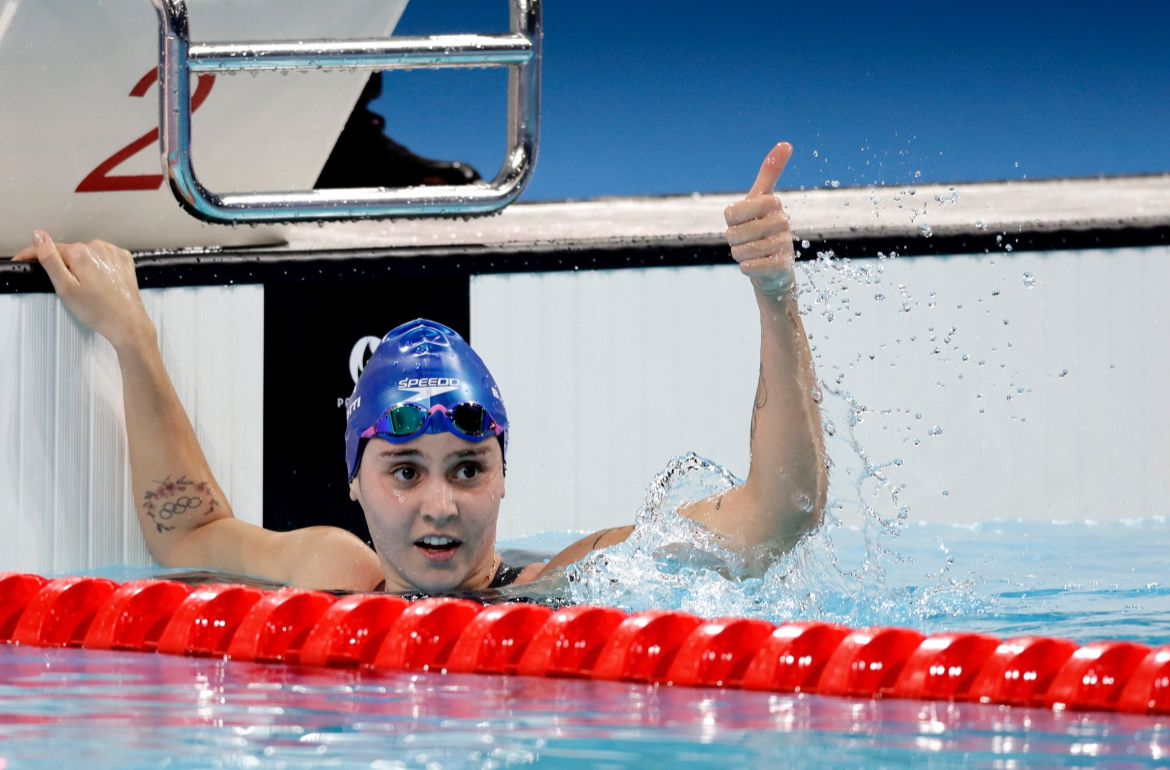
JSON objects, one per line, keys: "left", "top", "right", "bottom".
{"left": 31, "top": 231, "right": 80, "bottom": 294}
{"left": 747, "top": 142, "right": 793, "bottom": 198}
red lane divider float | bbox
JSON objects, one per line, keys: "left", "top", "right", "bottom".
{"left": 518, "top": 605, "right": 627, "bottom": 678}
{"left": 967, "top": 636, "right": 1079, "bottom": 707}
{"left": 667, "top": 617, "right": 776, "bottom": 688}
{"left": 227, "top": 588, "right": 337, "bottom": 663}
{"left": 85, "top": 579, "right": 193, "bottom": 652}
{"left": 816, "top": 627, "right": 925, "bottom": 697}
{"left": 891, "top": 632, "right": 1001, "bottom": 701}
{"left": 1118, "top": 647, "right": 1170, "bottom": 715}
{"left": 301, "top": 594, "right": 408, "bottom": 668}
{"left": 1, "top": 573, "right": 1167, "bottom": 716}
{"left": 12, "top": 576, "right": 119, "bottom": 647}
{"left": 0, "top": 573, "right": 48, "bottom": 641}
{"left": 157, "top": 584, "right": 266, "bottom": 657}
{"left": 741, "top": 621, "right": 851, "bottom": 693}
{"left": 1044, "top": 641, "right": 1151, "bottom": 712}
{"left": 447, "top": 603, "right": 552, "bottom": 674}
{"left": 592, "top": 611, "right": 704, "bottom": 683}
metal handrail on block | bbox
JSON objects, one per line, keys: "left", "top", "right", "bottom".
{"left": 151, "top": 0, "right": 541, "bottom": 224}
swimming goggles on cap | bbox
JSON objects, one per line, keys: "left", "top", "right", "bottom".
{"left": 360, "top": 403, "right": 504, "bottom": 443}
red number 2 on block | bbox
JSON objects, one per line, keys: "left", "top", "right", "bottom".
{"left": 76, "top": 69, "right": 216, "bottom": 193}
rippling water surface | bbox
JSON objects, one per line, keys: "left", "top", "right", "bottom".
{"left": 2, "top": 645, "right": 1168, "bottom": 770}
{"left": 14, "top": 455, "right": 1170, "bottom": 768}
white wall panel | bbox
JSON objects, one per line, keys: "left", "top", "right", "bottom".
{"left": 472, "top": 267, "right": 760, "bottom": 538}
{"left": 0, "top": 286, "right": 263, "bottom": 574}
{"left": 473, "top": 246, "right": 1170, "bottom": 538}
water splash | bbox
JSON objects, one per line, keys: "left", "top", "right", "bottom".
{"left": 543, "top": 453, "right": 984, "bottom": 631}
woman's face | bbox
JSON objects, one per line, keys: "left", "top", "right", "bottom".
{"left": 350, "top": 432, "right": 505, "bottom": 593}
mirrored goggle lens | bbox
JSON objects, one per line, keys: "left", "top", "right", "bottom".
{"left": 448, "top": 403, "right": 492, "bottom": 436}
{"left": 373, "top": 403, "right": 494, "bottom": 439}
{"left": 387, "top": 405, "right": 427, "bottom": 436}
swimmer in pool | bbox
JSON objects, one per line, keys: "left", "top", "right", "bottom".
{"left": 12, "top": 141, "right": 825, "bottom": 592}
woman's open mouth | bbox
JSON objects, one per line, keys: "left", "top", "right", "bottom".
{"left": 414, "top": 535, "right": 462, "bottom": 562}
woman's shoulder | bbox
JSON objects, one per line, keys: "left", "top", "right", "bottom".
{"left": 509, "top": 562, "right": 549, "bottom": 587}
{"left": 272, "top": 525, "right": 383, "bottom": 591}
{"left": 512, "top": 525, "right": 636, "bottom": 585}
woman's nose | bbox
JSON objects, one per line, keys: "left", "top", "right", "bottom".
{"left": 418, "top": 478, "right": 458, "bottom": 523}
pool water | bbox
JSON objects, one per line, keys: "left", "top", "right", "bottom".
{"left": 6, "top": 511, "right": 1165, "bottom": 768}
{"left": 1, "top": 644, "right": 1168, "bottom": 769}
{"left": 561, "top": 514, "right": 1170, "bottom": 647}
{"left": 533, "top": 454, "right": 1170, "bottom": 649}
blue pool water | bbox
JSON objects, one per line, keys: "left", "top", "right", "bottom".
{"left": 6, "top": 512, "right": 1168, "bottom": 768}
{"left": 1, "top": 642, "right": 1168, "bottom": 770}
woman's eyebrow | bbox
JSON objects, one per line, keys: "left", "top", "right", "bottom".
{"left": 378, "top": 448, "right": 423, "bottom": 459}
{"left": 452, "top": 448, "right": 492, "bottom": 459}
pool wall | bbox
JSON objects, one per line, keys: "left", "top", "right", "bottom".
{"left": 0, "top": 286, "right": 264, "bottom": 573}
{"left": 1, "top": 176, "right": 1167, "bottom": 572}
{"left": 473, "top": 244, "right": 1170, "bottom": 538}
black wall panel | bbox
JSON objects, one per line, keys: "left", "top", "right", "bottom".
{"left": 262, "top": 275, "right": 470, "bottom": 544}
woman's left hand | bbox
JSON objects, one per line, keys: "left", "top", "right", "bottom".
{"left": 723, "top": 142, "right": 797, "bottom": 298}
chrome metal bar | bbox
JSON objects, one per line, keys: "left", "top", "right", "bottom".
{"left": 188, "top": 35, "right": 533, "bottom": 74}
{"left": 151, "top": 0, "right": 541, "bottom": 225}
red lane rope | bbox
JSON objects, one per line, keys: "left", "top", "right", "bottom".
{"left": 1, "top": 573, "right": 1167, "bottom": 715}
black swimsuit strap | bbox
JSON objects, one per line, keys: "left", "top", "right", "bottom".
{"left": 371, "top": 561, "right": 524, "bottom": 593}
{"left": 488, "top": 561, "right": 524, "bottom": 588}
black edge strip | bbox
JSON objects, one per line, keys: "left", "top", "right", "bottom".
{"left": 1, "top": 225, "right": 1167, "bottom": 294}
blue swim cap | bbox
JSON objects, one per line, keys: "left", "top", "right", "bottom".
{"left": 345, "top": 319, "right": 508, "bottom": 481}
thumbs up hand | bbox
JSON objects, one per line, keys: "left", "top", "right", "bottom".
{"left": 723, "top": 142, "right": 797, "bottom": 298}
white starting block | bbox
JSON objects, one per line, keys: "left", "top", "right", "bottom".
{"left": 0, "top": 0, "right": 405, "bottom": 253}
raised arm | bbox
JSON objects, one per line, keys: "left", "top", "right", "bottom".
{"left": 13, "top": 233, "right": 381, "bottom": 590}
{"left": 680, "top": 142, "right": 826, "bottom": 552}
{"left": 539, "top": 143, "right": 827, "bottom": 577}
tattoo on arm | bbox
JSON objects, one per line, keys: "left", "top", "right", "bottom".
{"left": 590, "top": 528, "right": 613, "bottom": 551}
{"left": 142, "top": 475, "right": 220, "bottom": 534}
{"left": 750, "top": 363, "right": 768, "bottom": 440}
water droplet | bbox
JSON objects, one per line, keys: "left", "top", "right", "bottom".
{"left": 1005, "top": 244, "right": 1014, "bottom": 252}
{"left": 919, "top": 223, "right": 933, "bottom": 238}
{"left": 942, "top": 489, "right": 950, "bottom": 497}
{"left": 1023, "top": 272, "right": 1036, "bottom": 287}
{"left": 801, "top": 239, "right": 811, "bottom": 249}
{"left": 1059, "top": 368, "right": 1069, "bottom": 378}
{"left": 928, "top": 425, "right": 943, "bottom": 436}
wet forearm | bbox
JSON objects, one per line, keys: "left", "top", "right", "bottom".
{"left": 746, "top": 281, "right": 826, "bottom": 533}
{"left": 114, "top": 329, "right": 232, "bottom": 564}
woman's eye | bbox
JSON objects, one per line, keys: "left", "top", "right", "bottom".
{"left": 391, "top": 466, "right": 419, "bottom": 482}
{"left": 454, "top": 463, "right": 481, "bottom": 481}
